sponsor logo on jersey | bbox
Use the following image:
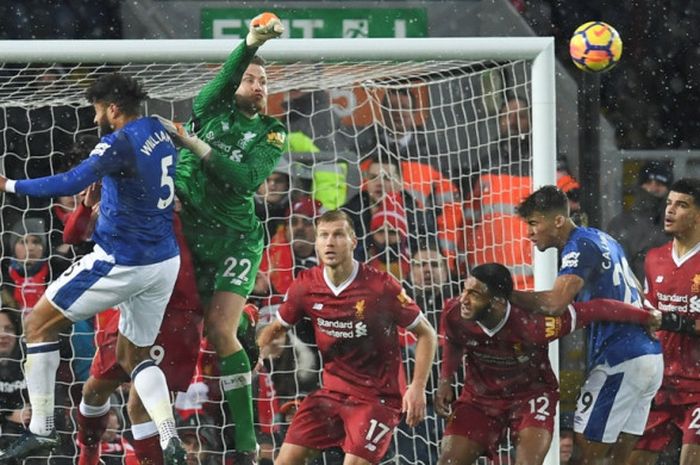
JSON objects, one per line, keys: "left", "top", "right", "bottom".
{"left": 354, "top": 299, "right": 366, "bottom": 320}
{"left": 267, "top": 130, "right": 286, "bottom": 148}
{"left": 90, "top": 142, "right": 111, "bottom": 157}
{"left": 692, "top": 274, "right": 700, "bottom": 293}
{"left": 317, "top": 317, "right": 368, "bottom": 339}
{"left": 561, "top": 251, "right": 580, "bottom": 269}
{"left": 312, "top": 302, "right": 323, "bottom": 310}
{"left": 545, "top": 316, "right": 561, "bottom": 338}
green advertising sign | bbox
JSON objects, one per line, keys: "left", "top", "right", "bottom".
{"left": 201, "top": 8, "right": 428, "bottom": 39}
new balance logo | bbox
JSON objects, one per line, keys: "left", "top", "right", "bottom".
{"left": 656, "top": 275, "right": 664, "bottom": 283}
{"left": 313, "top": 303, "right": 324, "bottom": 310}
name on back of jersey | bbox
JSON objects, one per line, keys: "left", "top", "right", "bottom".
{"left": 140, "top": 130, "right": 173, "bottom": 156}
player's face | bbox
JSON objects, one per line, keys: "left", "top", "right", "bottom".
{"left": 93, "top": 102, "right": 114, "bottom": 135}
{"left": 525, "top": 212, "right": 560, "bottom": 251}
{"left": 315, "top": 219, "right": 357, "bottom": 268}
{"left": 459, "top": 277, "right": 492, "bottom": 321}
{"left": 235, "top": 64, "right": 268, "bottom": 116}
{"left": 665, "top": 191, "right": 700, "bottom": 236}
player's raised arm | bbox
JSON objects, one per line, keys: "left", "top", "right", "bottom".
{"left": 192, "top": 12, "right": 283, "bottom": 121}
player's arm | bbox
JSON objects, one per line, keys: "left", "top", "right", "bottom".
{"left": 511, "top": 274, "right": 584, "bottom": 316}
{"left": 199, "top": 127, "right": 286, "bottom": 193}
{"left": 63, "top": 183, "right": 100, "bottom": 244}
{"left": 257, "top": 320, "right": 289, "bottom": 359}
{"left": 192, "top": 13, "right": 283, "bottom": 121}
{"left": 524, "top": 299, "right": 661, "bottom": 344}
{"left": 403, "top": 317, "right": 437, "bottom": 428}
{"left": 0, "top": 158, "right": 102, "bottom": 198}
{"left": 435, "top": 301, "right": 463, "bottom": 417}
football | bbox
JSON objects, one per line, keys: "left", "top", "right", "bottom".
{"left": 569, "top": 21, "right": 623, "bottom": 72}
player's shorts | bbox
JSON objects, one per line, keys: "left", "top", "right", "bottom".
{"left": 635, "top": 401, "right": 700, "bottom": 452}
{"left": 574, "top": 353, "right": 664, "bottom": 443}
{"left": 90, "top": 307, "right": 202, "bottom": 391}
{"left": 444, "top": 389, "right": 558, "bottom": 457}
{"left": 284, "top": 388, "right": 402, "bottom": 464}
{"left": 45, "top": 245, "right": 180, "bottom": 347}
{"left": 185, "top": 229, "right": 263, "bottom": 300}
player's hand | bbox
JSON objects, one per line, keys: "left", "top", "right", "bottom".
{"left": 81, "top": 182, "right": 101, "bottom": 208}
{"left": 0, "top": 175, "right": 7, "bottom": 192}
{"left": 435, "top": 379, "right": 454, "bottom": 418}
{"left": 402, "top": 382, "right": 427, "bottom": 428}
{"left": 153, "top": 115, "right": 211, "bottom": 159}
{"left": 246, "top": 12, "right": 284, "bottom": 47}
{"left": 647, "top": 308, "right": 662, "bottom": 332}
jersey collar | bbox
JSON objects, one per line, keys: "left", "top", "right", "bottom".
{"left": 476, "top": 301, "right": 511, "bottom": 337}
{"left": 672, "top": 240, "right": 700, "bottom": 267}
{"left": 323, "top": 260, "right": 360, "bottom": 297}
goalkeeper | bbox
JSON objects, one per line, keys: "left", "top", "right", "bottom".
{"left": 161, "top": 12, "right": 284, "bottom": 463}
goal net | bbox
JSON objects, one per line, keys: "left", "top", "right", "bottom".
{"left": 0, "top": 38, "right": 556, "bottom": 465}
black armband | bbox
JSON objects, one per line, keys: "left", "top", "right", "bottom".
{"left": 660, "top": 312, "right": 697, "bottom": 334}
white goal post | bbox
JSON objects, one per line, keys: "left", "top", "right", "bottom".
{"left": 0, "top": 37, "right": 558, "bottom": 465}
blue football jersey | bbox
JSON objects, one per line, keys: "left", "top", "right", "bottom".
{"left": 15, "top": 117, "right": 179, "bottom": 265}
{"left": 559, "top": 226, "right": 661, "bottom": 367}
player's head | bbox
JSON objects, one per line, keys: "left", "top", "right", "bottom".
{"left": 315, "top": 209, "right": 357, "bottom": 269}
{"left": 665, "top": 178, "right": 700, "bottom": 238}
{"left": 235, "top": 55, "right": 267, "bottom": 117}
{"left": 459, "top": 263, "right": 513, "bottom": 321}
{"left": 518, "top": 185, "right": 571, "bottom": 252}
{"left": 85, "top": 73, "right": 148, "bottom": 134}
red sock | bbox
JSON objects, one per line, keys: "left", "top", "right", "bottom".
{"left": 77, "top": 411, "right": 109, "bottom": 465}
{"left": 131, "top": 435, "right": 164, "bottom": 465}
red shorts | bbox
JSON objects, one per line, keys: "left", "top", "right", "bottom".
{"left": 284, "top": 389, "right": 402, "bottom": 464}
{"left": 444, "top": 390, "right": 558, "bottom": 456}
{"left": 635, "top": 402, "right": 700, "bottom": 452}
{"left": 90, "top": 308, "right": 202, "bottom": 392}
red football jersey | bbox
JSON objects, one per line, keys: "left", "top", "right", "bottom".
{"left": 278, "top": 261, "right": 423, "bottom": 407}
{"left": 644, "top": 241, "right": 700, "bottom": 403}
{"left": 441, "top": 298, "right": 564, "bottom": 402}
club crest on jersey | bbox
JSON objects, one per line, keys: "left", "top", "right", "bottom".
{"left": 397, "top": 289, "right": 413, "bottom": 307}
{"left": 221, "top": 121, "right": 230, "bottom": 132}
{"left": 354, "top": 300, "right": 366, "bottom": 320}
{"left": 692, "top": 274, "right": 700, "bottom": 293}
{"left": 267, "top": 130, "right": 286, "bottom": 148}
{"left": 238, "top": 131, "right": 257, "bottom": 149}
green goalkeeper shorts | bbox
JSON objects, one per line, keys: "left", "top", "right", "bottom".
{"left": 185, "top": 229, "right": 263, "bottom": 301}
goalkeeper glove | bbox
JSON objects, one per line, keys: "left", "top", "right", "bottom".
{"left": 246, "top": 12, "right": 284, "bottom": 48}
{"left": 153, "top": 115, "right": 211, "bottom": 159}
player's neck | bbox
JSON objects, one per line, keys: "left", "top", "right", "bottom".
{"left": 325, "top": 260, "right": 355, "bottom": 287}
{"left": 557, "top": 219, "right": 577, "bottom": 249}
{"left": 478, "top": 301, "right": 506, "bottom": 330}
{"left": 673, "top": 231, "right": 700, "bottom": 258}
{"left": 112, "top": 114, "right": 139, "bottom": 130}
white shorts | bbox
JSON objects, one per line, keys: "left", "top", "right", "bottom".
{"left": 574, "top": 353, "right": 664, "bottom": 443}
{"left": 45, "top": 246, "right": 180, "bottom": 347}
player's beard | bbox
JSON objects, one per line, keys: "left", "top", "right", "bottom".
{"left": 235, "top": 94, "right": 264, "bottom": 116}
{"left": 97, "top": 114, "right": 113, "bottom": 136}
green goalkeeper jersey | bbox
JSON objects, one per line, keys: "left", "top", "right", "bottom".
{"left": 175, "top": 41, "right": 286, "bottom": 238}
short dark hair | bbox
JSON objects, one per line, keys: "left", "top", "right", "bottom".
{"left": 85, "top": 73, "right": 148, "bottom": 116}
{"left": 670, "top": 178, "right": 700, "bottom": 207}
{"left": 471, "top": 263, "right": 514, "bottom": 299}
{"left": 517, "top": 185, "right": 569, "bottom": 219}
{"left": 316, "top": 209, "right": 356, "bottom": 237}
{"left": 250, "top": 55, "right": 266, "bottom": 67}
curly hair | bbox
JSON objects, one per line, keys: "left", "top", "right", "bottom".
{"left": 85, "top": 73, "right": 148, "bottom": 116}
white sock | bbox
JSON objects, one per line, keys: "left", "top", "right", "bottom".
{"left": 79, "top": 399, "right": 111, "bottom": 417}
{"left": 131, "top": 361, "right": 177, "bottom": 449}
{"left": 131, "top": 421, "right": 159, "bottom": 440}
{"left": 25, "top": 342, "right": 61, "bottom": 436}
